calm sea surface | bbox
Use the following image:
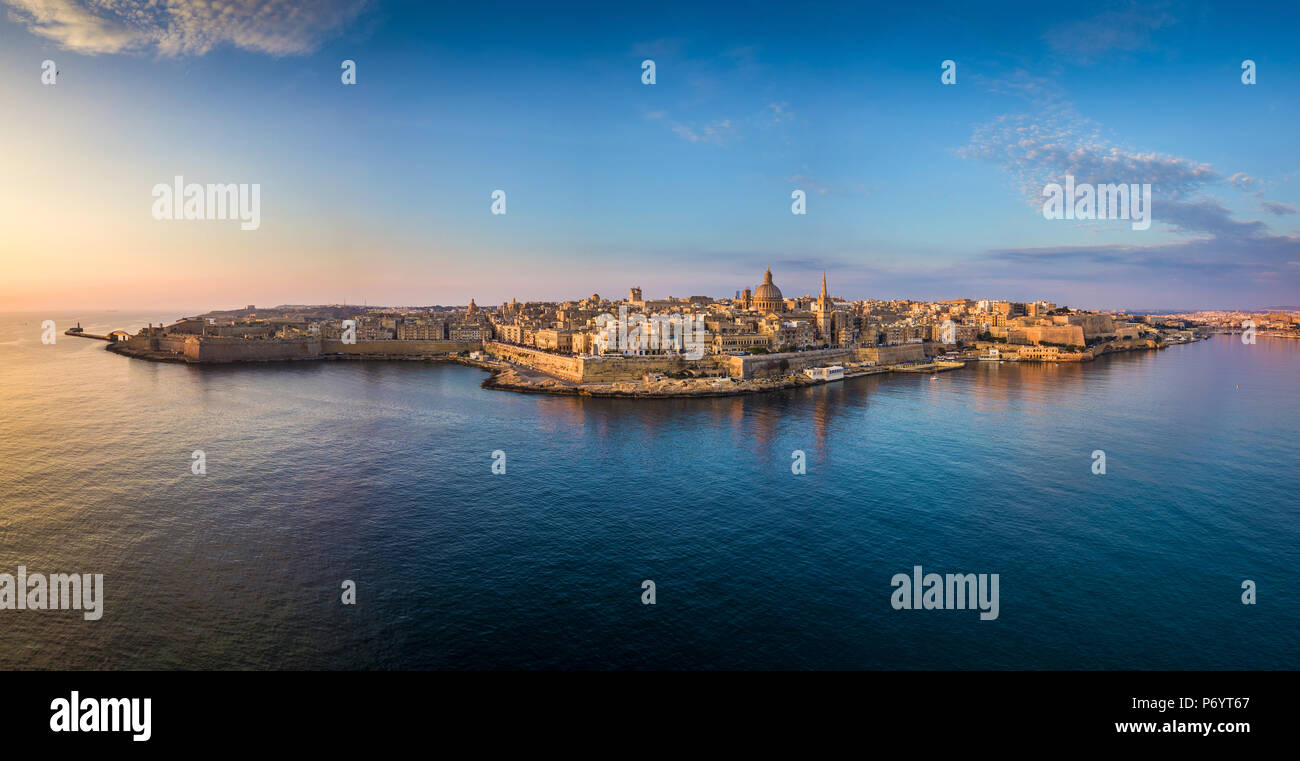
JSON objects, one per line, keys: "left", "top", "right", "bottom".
{"left": 0, "top": 311, "right": 1296, "bottom": 669}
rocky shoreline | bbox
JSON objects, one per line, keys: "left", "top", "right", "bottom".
{"left": 479, "top": 364, "right": 832, "bottom": 398}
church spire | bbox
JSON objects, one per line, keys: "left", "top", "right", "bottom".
{"left": 820, "top": 272, "right": 827, "bottom": 298}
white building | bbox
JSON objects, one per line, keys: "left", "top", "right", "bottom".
{"left": 804, "top": 365, "right": 845, "bottom": 381}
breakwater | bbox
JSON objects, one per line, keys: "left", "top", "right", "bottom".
{"left": 65, "top": 329, "right": 111, "bottom": 341}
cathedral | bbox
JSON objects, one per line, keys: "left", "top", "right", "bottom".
{"left": 752, "top": 268, "right": 785, "bottom": 314}
{"left": 747, "top": 268, "right": 841, "bottom": 346}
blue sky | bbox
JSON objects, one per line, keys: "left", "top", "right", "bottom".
{"left": 1, "top": 0, "right": 1297, "bottom": 311}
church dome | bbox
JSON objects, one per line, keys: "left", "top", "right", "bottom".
{"left": 752, "top": 268, "right": 785, "bottom": 312}
{"left": 754, "top": 269, "right": 782, "bottom": 300}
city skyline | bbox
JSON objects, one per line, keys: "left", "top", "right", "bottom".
{"left": 3, "top": 0, "right": 1299, "bottom": 312}
{"left": 56, "top": 261, "right": 1297, "bottom": 316}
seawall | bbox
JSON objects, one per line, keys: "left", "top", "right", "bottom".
{"left": 111, "top": 334, "right": 481, "bottom": 363}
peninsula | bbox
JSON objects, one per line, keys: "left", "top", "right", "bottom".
{"left": 77, "top": 269, "right": 1281, "bottom": 398}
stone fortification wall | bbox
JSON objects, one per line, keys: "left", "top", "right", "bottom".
{"left": 192, "top": 337, "right": 321, "bottom": 362}
{"left": 485, "top": 342, "right": 730, "bottom": 382}
{"left": 484, "top": 343, "right": 585, "bottom": 381}
{"left": 857, "top": 344, "right": 927, "bottom": 364}
{"left": 579, "top": 354, "right": 730, "bottom": 381}
{"left": 731, "top": 347, "right": 856, "bottom": 379}
{"left": 118, "top": 334, "right": 478, "bottom": 362}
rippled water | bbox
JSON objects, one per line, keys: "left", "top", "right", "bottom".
{"left": 0, "top": 311, "right": 1296, "bottom": 669}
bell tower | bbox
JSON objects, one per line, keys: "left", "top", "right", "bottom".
{"left": 816, "top": 272, "right": 834, "bottom": 342}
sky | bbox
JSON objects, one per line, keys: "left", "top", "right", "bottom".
{"left": 1, "top": 0, "right": 1298, "bottom": 312}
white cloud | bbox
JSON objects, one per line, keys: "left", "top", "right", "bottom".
{"left": 959, "top": 111, "right": 1219, "bottom": 205}
{"left": 1228, "top": 172, "right": 1258, "bottom": 190}
{"left": 3, "top": 0, "right": 369, "bottom": 56}
{"left": 672, "top": 119, "right": 734, "bottom": 144}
